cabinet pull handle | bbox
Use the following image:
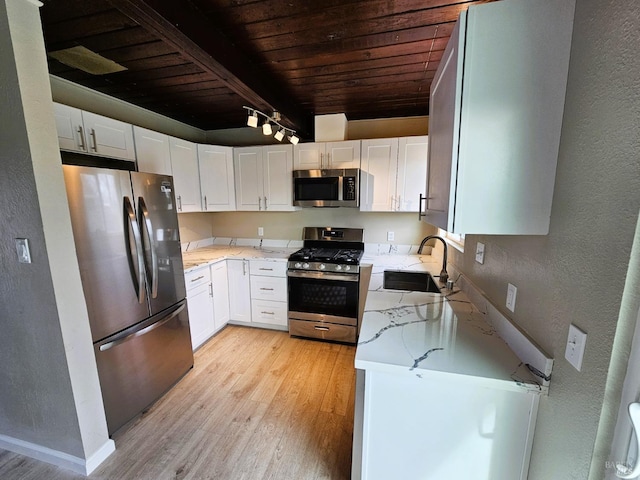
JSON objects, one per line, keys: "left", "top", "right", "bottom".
{"left": 327, "top": 152, "right": 331, "bottom": 167}
{"left": 89, "top": 128, "right": 97, "bottom": 152}
{"left": 260, "top": 287, "right": 274, "bottom": 291}
{"left": 204, "top": 195, "right": 207, "bottom": 211}
{"left": 314, "top": 326, "right": 330, "bottom": 331}
{"left": 261, "top": 311, "right": 275, "bottom": 315}
{"left": 264, "top": 196, "right": 267, "bottom": 210}
{"left": 320, "top": 152, "right": 324, "bottom": 169}
{"left": 77, "top": 126, "right": 86, "bottom": 150}
{"left": 190, "top": 275, "right": 205, "bottom": 282}
{"left": 242, "top": 261, "right": 247, "bottom": 276}
{"left": 397, "top": 195, "right": 401, "bottom": 211}
{"left": 177, "top": 195, "right": 182, "bottom": 211}
{"left": 209, "top": 284, "right": 213, "bottom": 297}
{"left": 259, "top": 268, "right": 273, "bottom": 271}
{"left": 258, "top": 196, "right": 262, "bottom": 210}
{"left": 418, "top": 194, "right": 427, "bottom": 220}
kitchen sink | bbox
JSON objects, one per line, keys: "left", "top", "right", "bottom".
{"left": 383, "top": 270, "right": 442, "bottom": 293}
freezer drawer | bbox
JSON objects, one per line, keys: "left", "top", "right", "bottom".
{"left": 289, "top": 318, "right": 356, "bottom": 344}
{"left": 94, "top": 301, "right": 194, "bottom": 434}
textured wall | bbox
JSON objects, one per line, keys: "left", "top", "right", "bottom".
{"left": 447, "top": 0, "right": 640, "bottom": 478}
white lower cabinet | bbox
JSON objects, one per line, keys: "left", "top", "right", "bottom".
{"left": 227, "top": 259, "right": 252, "bottom": 323}
{"left": 211, "top": 261, "right": 230, "bottom": 331}
{"left": 353, "top": 369, "right": 538, "bottom": 480}
{"left": 185, "top": 266, "right": 215, "bottom": 350}
{"left": 249, "top": 260, "right": 288, "bottom": 329}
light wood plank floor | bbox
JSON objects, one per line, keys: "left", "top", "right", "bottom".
{"left": 0, "top": 326, "right": 356, "bottom": 479}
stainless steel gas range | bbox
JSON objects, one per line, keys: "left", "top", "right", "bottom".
{"left": 287, "top": 227, "right": 371, "bottom": 344}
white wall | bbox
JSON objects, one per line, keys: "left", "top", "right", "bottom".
{"left": 446, "top": 1, "right": 640, "bottom": 478}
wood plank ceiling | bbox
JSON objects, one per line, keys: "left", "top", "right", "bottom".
{"left": 40, "top": 0, "right": 495, "bottom": 135}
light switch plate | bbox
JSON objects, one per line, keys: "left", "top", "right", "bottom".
{"left": 387, "top": 231, "right": 395, "bottom": 242}
{"left": 565, "top": 324, "right": 587, "bottom": 371}
{"left": 506, "top": 283, "right": 517, "bottom": 312}
{"left": 475, "top": 242, "right": 485, "bottom": 264}
{"left": 258, "top": 227, "right": 264, "bottom": 237}
{"left": 16, "top": 238, "right": 31, "bottom": 264}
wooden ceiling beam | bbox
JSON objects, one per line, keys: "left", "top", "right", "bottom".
{"left": 107, "top": 0, "right": 310, "bottom": 134}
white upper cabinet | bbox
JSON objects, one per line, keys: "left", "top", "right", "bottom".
{"left": 133, "top": 126, "right": 172, "bottom": 175}
{"left": 293, "top": 140, "right": 361, "bottom": 170}
{"left": 169, "top": 137, "right": 201, "bottom": 212}
{"left": 361, "top": 136, "right": 427, "bottom": 212}
{"left": 53, "top": 103, "right": 135, "bottom": 161}
{"left": 424, "top": 0, "right": 575, "bottom": 234}
{"left": 234, "top": 145, "right": 296, "bottom": 211}
{"left": 198, "top": 144, "right": 235, "bottom": 211}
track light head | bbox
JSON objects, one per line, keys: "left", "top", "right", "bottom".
{"left": 262, "top": 121, "right": 272, "bottom": 135}
{"left": 289, "top": 134, "right": 300, "bottom": 145}
{"left": 247, "top": 111, "right": 258, "bottom": 128}
{"left": 274, "top": 128, "right": 285, "bottom": 142}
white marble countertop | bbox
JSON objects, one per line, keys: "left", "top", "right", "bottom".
{"left": 357, "top": 252, "right": 546, "bottom": 395}
{"left": 181, "top": 242, "right": 546, "bottom": 394}
{"left": 182, "top": 245, "right": 297, "bottom": 272}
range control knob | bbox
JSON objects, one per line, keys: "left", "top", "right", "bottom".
{"left": 295, "top": 262, "right": 302, "bottom": 269}
{"left": 303, "top": 263, "right": 310, "bottom": 269}
{"left": 335, "top": 265, "right": 342, "bottom": 271}
{"left": 319, "top": 264, "right": 326, "bottom": 270}
{"left": 344, "top": 265, "right": 351, "bottom": 271}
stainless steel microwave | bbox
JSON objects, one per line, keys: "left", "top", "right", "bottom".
{"left": 292, "top": 168, "right": 360, "bottom": 207}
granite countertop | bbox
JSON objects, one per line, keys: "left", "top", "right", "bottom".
{"left": 357, "top": 252, "right": 546, "bottom": 395}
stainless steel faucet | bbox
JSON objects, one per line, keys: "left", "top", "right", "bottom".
{"left": 417, "top": 235, "right": 449, "bottom": 284}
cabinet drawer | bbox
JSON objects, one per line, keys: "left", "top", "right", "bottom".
{"left": 288, "top": 319, "right": 356, "bottom": 344}
{"left": 185, "top": 267, "right": 211, "bottom": 291}
{"left": 251, "top": 299, "right": 287, "bottom": 327}
{"left": 249, "top": 260, "right": 286, "bottom": 277}
{"left": 250, "top": 275, "right": 287, "bottom": 302}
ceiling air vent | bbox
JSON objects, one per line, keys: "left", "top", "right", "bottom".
{"left": 48, "top": 46, "right": 127, "bottom": 75}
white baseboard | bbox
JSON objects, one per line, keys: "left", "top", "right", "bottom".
{"left": 0, "top": 434, "right": 115, "bottom": 475}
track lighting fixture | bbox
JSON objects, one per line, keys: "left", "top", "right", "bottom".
{"left": 243, "top": 106, "right": 299, "bottom": 144}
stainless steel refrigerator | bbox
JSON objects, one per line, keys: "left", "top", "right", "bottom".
{"left": 63, "top": 164, "right": 193, "bottom": 435}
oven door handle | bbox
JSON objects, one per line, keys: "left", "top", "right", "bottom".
{"left": 287, "top": 270, "right": 359, "bottom": 282}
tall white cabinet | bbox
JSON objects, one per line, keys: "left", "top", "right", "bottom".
{"left": 234, "top": 145, "right": 296, "bottom": 211}
{"left": 361, "top": 136, "right": 427, "bottom": 212}
{"left": 424, "top": 0, "right": 575, "bottom": 234}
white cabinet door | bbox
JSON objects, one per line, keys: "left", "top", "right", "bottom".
{"left": 211, "top": 261, "right": 230, "bottom": 331}
{"left": 263, "top": 145, "right": 295, "bottom": 211}
{"left": 250, "top": 299, "right": 288, "bottom": 327}
{"left": 293, "top": 142, "right": 324, "bottom": 169}
{"left": 326, "top": 140, "right": 361, "bottom": 169}
{"left": 81, "top": 111, "right": 135, "bottom": 161}
{"left": 185, "top": 267, "right": 214, "bottom": 350}
{"left": 234, "top": 146, "right": 263, "bottom": 211}
{"left": 360, "top": 138, "right": 399, "bottom": 212}
{"left": 227, "top": 259, "right": 251, "bottom": 322}
{"left": 198, "top": 144, "right": 235, "bottom": 211}
{"left": 53, "top": 103, "right": 86, "bottom": 153}
{"left": 134, "top": 126, "right": 172, "bottom": 175}
{"left": 396, "top": 136, "right": 428, "bottom": 212}
{"left": 170, "top": 137, "right": 201, "bottom": 212}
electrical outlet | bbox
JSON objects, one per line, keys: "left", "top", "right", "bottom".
{"left": 387, "top": 231, "right": 395, "bottom": 242}
{"left": 475, "top": 242, "right": 485, "bottom": 264}
{"left": 258, "top": 227, "right": 264, "bottom": 237}
{"left": 506, "top": 283, "right": 517, "bottom": 312}
{"left": 565, "top": 324, "right": 587, "bottom": 371}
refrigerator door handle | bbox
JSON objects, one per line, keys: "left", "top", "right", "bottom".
{"left": 123, "top": 196, "right": 145, "bottom": 304}
{"left": 138, "top": 196, "right": 159, "bottom": 299}
{"left": 99, "top": 302, "right": 186, "bottom": 352}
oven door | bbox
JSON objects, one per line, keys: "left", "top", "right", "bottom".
{"left": 287, "top": 270, "right": 359, "bottom": 325}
